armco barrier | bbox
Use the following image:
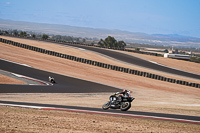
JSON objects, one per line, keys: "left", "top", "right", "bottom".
{"left": 0, "top": 37, "right": 200, "bottom": 88}
{"left": 129, "top": 69, "right": 134, "bottom": 74}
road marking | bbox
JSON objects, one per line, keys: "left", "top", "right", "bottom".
{"left": 0, "top": 58, "right": 32, "bottom": 67}
{"left": 0, "top": 103, "right": 43, "bottom": 109}
{"left": 148, "top": 60, "right": 200, "bottom": 76}
{"left": 11, "top": 73, "right": 52, "bottom": 85}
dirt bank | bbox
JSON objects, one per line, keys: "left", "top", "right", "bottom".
{"left": 1, "top": 106, "right": 200, "bottom": 133}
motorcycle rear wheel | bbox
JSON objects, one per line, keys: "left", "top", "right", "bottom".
{"left": 120, "top": 102, "right": 131, "bottom": 111}
{"left": 51, "top": 79, "right": 55, "bottom": 83}
{"left": 102, "top": 101, "right": 110, "bottom": 110}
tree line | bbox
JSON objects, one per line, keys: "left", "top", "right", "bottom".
{"left": 98, "top": 36, "right": 126, "bottom": 48}
{"left": 0, "top": 29, "right": 94, "bottom": 43}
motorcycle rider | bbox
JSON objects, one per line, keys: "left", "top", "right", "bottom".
{"left": 49, "top": 76, "right": 54, "bottom": 82}
{"left": 111, "top": 89, "right": 131, "bottom": 104}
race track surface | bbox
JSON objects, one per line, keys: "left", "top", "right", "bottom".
{"left": 0, "top": 59, "right": 121, "bottom": 93}
{"left": 60, "top": 42, "right": 200, "bottom": 80}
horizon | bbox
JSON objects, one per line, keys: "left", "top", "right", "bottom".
{"left": 0, "top": 18, "right": 199, "bottom": 39}
{"left": 0, "top": 0, "right": 200, "bottom": 38}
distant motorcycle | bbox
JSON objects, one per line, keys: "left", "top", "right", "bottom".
{"left": 102, "top": 91, "right": 135, "bottom": 111}
{"left": 49, "top": 76, "right": 56, "bottom": 83}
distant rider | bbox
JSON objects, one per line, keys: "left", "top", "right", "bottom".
{"left": 49, "top": 76, "right": 54, "bottom": 82}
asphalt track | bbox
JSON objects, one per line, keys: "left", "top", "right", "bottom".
{"left": 58, "top": 42, "right": 200, "bottom": 80}
{"left": 0, "top": 59, "right": 121, "bottom": 93}
{"left": 0, "top": 100, "right": 200, "bottom": 124}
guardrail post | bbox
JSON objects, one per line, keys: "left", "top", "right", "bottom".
{"left": 63, "top": 54, "right": 67, "bottom": 58}
{"left": 197, "top": 84, "right": 200, "bottom": 88}
{"left": 124, "top": 68, "right": 129, "bottom": 73}
{"left": 99, "top": 62, "right": 102, "bottom": 67}
{"left": 129, "top": 69, "right": 134, "bottom": 74}
{"left": 182, "top": 81, "right": 186, "bottom": 85}
{"left": 134, "top": 70, "right": 138, "bottom": 75}
{"left": 104, "top": 64, "right": 107, "bottom": 68}
{"left": 142, "top": 72, "right": 146, "bottom": 77}
{"left": 107, "top": 64, "right": 111, "bottom": 69}
{"left": 115, "top": 66, "right": 119, "bottom": 71}
{"left": 2, "top": 38, "right": 4, "bottom": 42}
{"left": 101, "top": 63, "right": 105, "bottom": 67}
{"left": 187, "top": 82, "right": 191, "bottom": 86}
{"left": 86, "top": 60, "right": 90, "bottom": 64}
{"left": 92, "top": 61, "right": 96, "bottom": 66}
{"left": 110, "top": 65, "right": 114, "bottom": 70}
{"left": 70, "top": 56, "right": 74, "bottom": 60}
{"left": 83, "top": 58, "right": 87, "bottom": 63}
{"left": 139, "top": 71, "right": 143, "bottom": 76}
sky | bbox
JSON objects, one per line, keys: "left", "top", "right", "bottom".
{"left": 0, "top": 0, "right": 200, "bottom": 38}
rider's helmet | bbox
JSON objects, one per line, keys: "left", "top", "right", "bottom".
{"left": 123, "top": 89, "right": 127, "bottom": 93}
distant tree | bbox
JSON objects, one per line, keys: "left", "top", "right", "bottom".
{"left": 98, "top": 39, "right": 105, "bottom": 47}
{"left": 42, "top": 34, "right": 49, "bottom": 40}
{"left": 91, "top": 42, "right": 94, "bottom": 46}
{"left": 135, "top": 48, "right": 140, "bottom": 51}
{"left": 54, "top": 35, "right": 62, "bottom": 40}
{"left": 13, "top": 30, "right": 18, "bottom": 36}
{"left": 118, "top": 41, "right": 126, "bottom": 48}
{"left": 5, "top": 31, "right": 9, "bottom": 35}
{"left": 98, "top": 36, "right": 126, "bottom": 48}
{"left": 82, "top": 38, "right": 86, "bottom": 43}
{"left": 75, "top": 38, "right": 80, "bottom": 42}
{"left": 105, "top": 36, "right": 117, "bottom": 48}
{"left": 32, "top": 34, "right": 36, "bottom": 38}
{"left": 20, "top": 31, "right": 27, "bottom": 37}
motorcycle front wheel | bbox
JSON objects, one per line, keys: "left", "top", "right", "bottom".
{"left": 120, "top": 102, "right": 131, "bottom": 111}
{"left": 102, "top": 101, "right": 110, "bottom": 110}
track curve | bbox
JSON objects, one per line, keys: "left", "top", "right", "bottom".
{"left": 0, "top": 59, "right": 121, "bottom": 93}
{"left": 59, "top": 43, "right": 200, "bottom": 80}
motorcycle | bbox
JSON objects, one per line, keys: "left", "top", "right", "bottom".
{"left": 49, "top": 76, "right": 56, "bottom": 83}
{"left": 102, "top": 91, "right": 135, "bottom": 111}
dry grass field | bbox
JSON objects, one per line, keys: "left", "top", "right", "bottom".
{"left": 0, "top": 36, "right": 200, "bottom": 132}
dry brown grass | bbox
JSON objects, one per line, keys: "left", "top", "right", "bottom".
{"left": 1, "top": 106, "right": 200, "bottom": 133}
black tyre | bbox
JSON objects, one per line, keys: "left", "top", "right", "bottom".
{"left": 120, "top": 102, "right": 131, "bottom": 111}
{"left": 102, "top": 101, "right": 110, "bottom": 110}
{"left": 51, "top": 79, "right": 55, "bottom": 83}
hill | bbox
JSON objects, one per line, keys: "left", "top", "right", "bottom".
{"left": 0, "top": 19, "right": 200, "bottom": 48}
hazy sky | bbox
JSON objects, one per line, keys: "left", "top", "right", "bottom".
{"left": 0, "top": 0, "right": 200, "bottom": 37}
